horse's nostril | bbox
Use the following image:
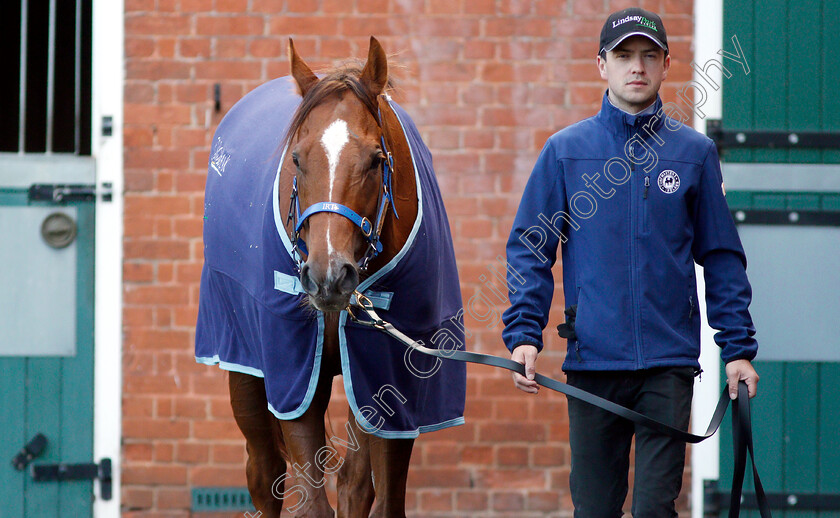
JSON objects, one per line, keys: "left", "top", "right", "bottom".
{"left": 334, "top": 263, "right": 359, "bottom": 296}
{"left": 299, "top": 263, "right": 319, "bottom": 296}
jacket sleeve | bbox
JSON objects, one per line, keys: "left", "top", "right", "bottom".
{"left": 691, "top": 142, "right": 758, "bottom": 363}
{"left": 501, "top": 140, "right": 564, "bottom": 353}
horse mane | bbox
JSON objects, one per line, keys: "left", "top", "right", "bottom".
{"left": 281, "top": 61, "right": 396, "bottom": 153}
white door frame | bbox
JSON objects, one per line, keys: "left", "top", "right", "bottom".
{"left": 92, "top": 0, "right": 124, "bottom": 515}
{"left": 691, "top": 1, "right": 724, "bottom": 516}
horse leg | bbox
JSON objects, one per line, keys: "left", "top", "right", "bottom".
{"left": 368, "top": 435, "right": 415, "bottom": 518}
{"left": 276, "top": 366, "right": 336, "bottom": 517}
{"left": 228, "top": 371, "right": 287, "bottom": 517}
{"left": 336, "top": 409, "right": 375, "bottom": 518}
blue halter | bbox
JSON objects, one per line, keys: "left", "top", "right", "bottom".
{"left": 287, "top": 98, "right": 399, "bottom": 271}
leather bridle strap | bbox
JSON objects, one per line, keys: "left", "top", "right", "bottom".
{"left": 347, "top": 293, "right": 771, "bottom": 517}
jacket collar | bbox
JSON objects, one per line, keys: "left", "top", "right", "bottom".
{"left": 595, "top": 90, "right": 664, "bottom": 137}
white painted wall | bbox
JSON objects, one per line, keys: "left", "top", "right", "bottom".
{"left": 92, "top": 0, "right": 124, "bottom": 515}
{"left": 691, "top": 1, "right": 724, "bottom": 516}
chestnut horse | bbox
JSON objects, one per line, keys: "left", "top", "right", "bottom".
{"left": 196, "top": 37, "right": 466, "bottom": 517}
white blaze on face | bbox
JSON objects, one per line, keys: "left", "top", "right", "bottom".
{"left": 320, "top": 119, "right": 350, "bottom": 276}
{"left": 321, "top": 119, "right": 350, "bottom": 201}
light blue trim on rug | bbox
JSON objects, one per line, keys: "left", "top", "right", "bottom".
{"left": 195, "top": 355, "right": 265, "bottom": 378}
{"left": 267, "top": 312, "right": 325, "bottom": 420}
{"left": 338, "top": 311, "right": 464, "bottom": 439}
{"left": 275, "top": 268, "right": 392, "bottom": 307}
{"left": 274, "top": 270, "right": 304, "bottom": 294}
{"left": 370, "top": 417, "right": 466, "bottom": 439}
{"left": 272, "top": 149, "right": 299, "bottom": 261}
{"left": 338, "top": 310, "right": 390, "bottom": 438}
{"left": 417, "top": 416, "right": 466, "bottom": 434}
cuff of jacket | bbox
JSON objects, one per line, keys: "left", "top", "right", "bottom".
{"left": 505, "top": 337, "right": 544, "bottom": 354}
{"left": 720, "top": 340, "right": 758, "bottom": 364}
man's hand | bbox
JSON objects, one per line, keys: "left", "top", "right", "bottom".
{"left": 511, "top": 345, "right": 539, "bottom": 394}
{"left": 725, "top": 359, "right": 759, "bottom": 400}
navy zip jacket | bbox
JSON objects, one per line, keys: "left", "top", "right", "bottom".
{"left": 502, "top": 92, "right": 758, "bottom": 371}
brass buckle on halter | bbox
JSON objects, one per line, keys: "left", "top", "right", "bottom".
{"left": 385, "top": 151, "right": 394, "bottom": 174}
{"left": 360, "top": 216, "right": 373, "bottom": 237}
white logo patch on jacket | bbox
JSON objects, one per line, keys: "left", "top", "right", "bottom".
{"left": 658, "top": 170, "right": 680, "bottom": 194}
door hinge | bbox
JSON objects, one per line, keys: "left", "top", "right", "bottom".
{"left": 31, "top": 458, "right": 112, "bottom": 501}
{"left": 706, "top": 119, "right": 840, "bottom": 150}
{"left": 704, "top": 478, "right": 840, "bottom": 514}
{"left": 28, "top": 183, "right": 113, "bottom": 203}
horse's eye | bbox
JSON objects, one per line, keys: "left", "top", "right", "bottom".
{"left": 291, "top": 152, "right": 300, "bottom": 169}
{"left": 371, "top": 153, "right": 385, "bottom": 170}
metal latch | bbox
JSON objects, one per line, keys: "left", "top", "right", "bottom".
{"left": 28, "top": 183, "right": 113, "bottom": 203}
{"left": 31, "top": 458, "right": 112, "bottom": 501}
{"left": 11, "top": 433, "right": 48, "bottom": 471}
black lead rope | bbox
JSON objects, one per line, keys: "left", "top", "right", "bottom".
{"left": 730, "top": 381, "right": 771, "bottom": 517}
{"left": 348, "top": 295, "right": 770, "bottom": 517}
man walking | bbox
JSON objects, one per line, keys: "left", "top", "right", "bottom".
{"left": 502, "top": 7, "right": 759, "bottom": 516}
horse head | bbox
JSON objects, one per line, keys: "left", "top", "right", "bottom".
{"left": 285, "top": 37, "right": 393, "bottom": 312}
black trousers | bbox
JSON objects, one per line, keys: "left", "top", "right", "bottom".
{"left": 565, "top": 367, "right": 695, "bottom": 518}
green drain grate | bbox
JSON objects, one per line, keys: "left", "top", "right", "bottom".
{"left": 191, "top": 487, "right": 256, "bottom": 512}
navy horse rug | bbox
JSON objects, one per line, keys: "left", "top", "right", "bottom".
{"left": 195, "top": 77, "right": 467, "bottom": 438}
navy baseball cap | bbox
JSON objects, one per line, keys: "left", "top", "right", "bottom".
{"left": 599, "top": 7, "right": 668, "bottom": 56}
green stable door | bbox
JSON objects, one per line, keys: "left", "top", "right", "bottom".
{"left": 708, "top": 0, "right": 840, "bottom": 515}
{"left": 0, "top": 155, "right": 100, "bottom": 516}
{"left": 0, "top": 0, "right": 102, "bottom": 514}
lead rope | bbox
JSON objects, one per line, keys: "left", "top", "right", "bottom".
{"left": 347, "top": 292, "right": 770, "bottom": 517}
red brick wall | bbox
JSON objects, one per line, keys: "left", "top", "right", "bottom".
{"left": 122, "top": 0, "right": 695, "bottom": 516}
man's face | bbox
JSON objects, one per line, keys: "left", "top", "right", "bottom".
{"left": 597, "top": 35, "right": 670, "bottom": 113}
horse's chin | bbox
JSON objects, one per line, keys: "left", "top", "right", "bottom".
{"left": 307, "top": 295, "right": 351, "bottom": 313}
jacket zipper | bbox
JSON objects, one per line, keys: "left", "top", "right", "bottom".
{"left": 643, "top": 174, "right": 650, "bottom": 233}
{"left": 574, "top": 288, "right": 583, "bottom": 362}
{"left": 628, "top": 127, "right": 645, "bottom": 369}
{"left": 689, "top": 294, "right": 695, "bottom": 319}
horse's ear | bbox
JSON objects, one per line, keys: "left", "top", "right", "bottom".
{"left": 360, "top": 36, "right": 388, "bottom": 98}
{"left": 288, "top": 38, "right": 318, "bottom": 97}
